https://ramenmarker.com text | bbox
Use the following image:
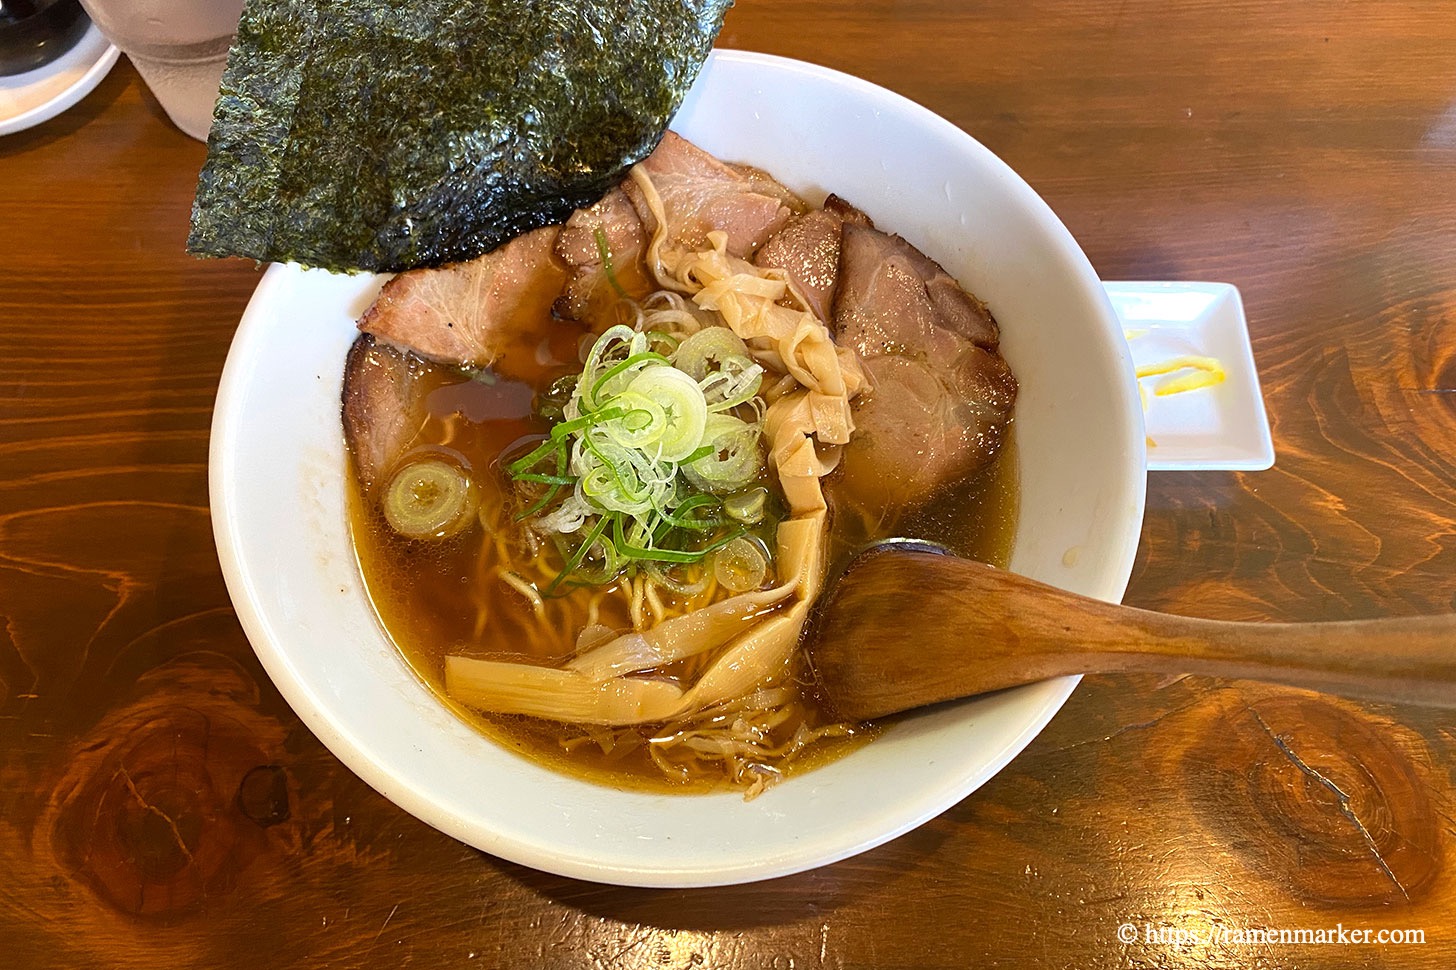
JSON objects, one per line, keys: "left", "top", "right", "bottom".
{"left": 1117, "top": 923, "right": 1427, "bottom": 947}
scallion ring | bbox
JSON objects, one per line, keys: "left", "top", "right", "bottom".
{"left": 382, "top": 459, "right": 478, "bottom": 539}
{"left": 624, "top": 364, "right": 709, "bottom": 461}
{"left": 673, "top": 326, "right": 753, "bottom": 381}
{"left": 712, "top": 536, "right": 768, "bottom": 592}
{"left": 682, "top": 414, "right": 764, "bottom": 494}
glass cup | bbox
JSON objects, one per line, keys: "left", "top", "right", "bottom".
{"left": 76, "top": 0, "right": 245, "bottom": 141}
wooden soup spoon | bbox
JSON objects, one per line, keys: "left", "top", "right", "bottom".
{"left": 810, "top": 546, "right": 1456, "bottom": 721}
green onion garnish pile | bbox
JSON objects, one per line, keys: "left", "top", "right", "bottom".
{"left": 508, "top": 324, "right": 773, "bottom": 593}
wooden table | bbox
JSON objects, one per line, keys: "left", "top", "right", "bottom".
{"left": 3, "top": 2, "right": 1453, "bottom": 966}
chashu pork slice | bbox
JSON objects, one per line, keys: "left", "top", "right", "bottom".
{"left": 830, "top": 221, "right": 1017, "bottom": 512}
{"left": 552, "top": 187, "right": 656, "bottom": 332}
{"left": 750, "top": 195, "right": 873, "bottom": 325}
{"left": 834, "top": 222, "right": 1001, "bottom": 355}
{"left": 359, "top": 224, "right": 581, "bottom": 380}
{"left": 839, "top": 349, "right": 1017, "bottom": 513}
{"left": 554, "top": 132, "right": 808, "bottom": 330}
{"left": 753, "top": 207, "right": 844, "bottom": 323}
{"left": 622, "top": 131, "right": 803, "bottom": 263}
{"left": 341, "top": 333, "right": 430, "bottom": 494}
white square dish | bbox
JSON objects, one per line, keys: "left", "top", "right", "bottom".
{"left": 1105, "top": 281, "right": 1275, "bottom": 471}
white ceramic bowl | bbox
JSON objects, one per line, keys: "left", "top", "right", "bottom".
{"left": 210, "top": 49, "right": 1146, "bottom": 887}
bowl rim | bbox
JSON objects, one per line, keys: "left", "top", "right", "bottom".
{"left": 209, "top": 48, "right": 1146, "bottom": 886}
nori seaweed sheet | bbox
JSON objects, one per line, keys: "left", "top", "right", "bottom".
{"left": 188, "top": 0, "right": 732, "bottom": 272}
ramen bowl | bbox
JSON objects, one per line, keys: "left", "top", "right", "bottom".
{"left": 210, "top": 49, "right": 1146, "bottom": 887}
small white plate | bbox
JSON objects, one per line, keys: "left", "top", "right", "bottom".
{"left": 0, "top": 22, "right": 119, "bottom": 137}
{"left": 1105, "top": 281, "right": 1275, "bottom": 471}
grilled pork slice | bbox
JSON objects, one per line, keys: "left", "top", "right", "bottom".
{"left": 751, "top": 195, "right": 875, "bottom": 325}
{"left": 553, "top": 132, "right": 805, "bottom": 330}
{"left": 753, "top": 207, "right": 845, "bottom": 323}
{"left": 341, "top": 334, "right": 429, "bottom": 493}
{"left": 728, "top": 160, "right": 810, "bottom": 215}
{"left": 359, "top": 225, "right": 576, "bottom": 378}
{"left": 622, "top": 131, "right": 802, "bottom": 262}
{"left": 834, "top": 222, "right": 1001, "bottom": 355}
{"left": 552, "top": 187, "right": 656, "bottom": 331}
{"left": 837, "top": 350, "right": 1017, "bottom": 512}
{"left": 830, "top": 222, "right": 1017, "bottom": 511}
{"left": 549, "top": 133, "right": 809, "bottom": 332}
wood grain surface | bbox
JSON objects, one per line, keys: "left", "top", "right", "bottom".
{"left": 2, "top": 1, "right": 1454, "bottom": 967}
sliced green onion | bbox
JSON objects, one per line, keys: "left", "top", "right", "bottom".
{"left": 512, "top": 472, "right": 576, "bottom": 485}
{"left": 645, "top": 331, "right": 681, "bottom": 355}
{"left": 682, "top": 445, "right": 715, "bottom": 464}
{"left": 506, "top": 435, "right": 560, "bottom": 476}
{"left": 577, "top": 325, "right": 637, "bottom": 406}
{"left": 382, "top": 459, "right": 478, "bottom": 539}
{"left": 593, "top": 226, "right": 628, "bottom": 299}
{"left": 598, "top": 390, "right": 668, "bottom": 450}
{"left": 698, "top": 362, "right": 763, "bottom": 412}
{"left": 587, "top": 350, "right": 670, "bottom": 410}
{"left": 506, "top": 322, "right": 778, "bottom": 592}
{"left": 723, "top": 486, "right": 768, "bottom": 525}
{"left": 646, "top": 561, "right": 711, "bottom": 595}
{"left": 712, "top": 536, "right": 768, "bottom": 592}
{"left": 625, "top": 365, "right": 708, "bottom": 461}
{"left": 569, "top": 526, "right": 622, "bottom": 586}
{"left": 576, "top": 434, "right": 658, "bottom": 516}
{"left": 534, "top": 492, "right": 590, "bottom": 533}
{"left": 682, "top": 414, "right": 764, "bottom": 494}
{"left": 516, "top": 485, "right": 562, "bottom": 522}
{"left": 544, "top": 515, "right": 612, "bottom": 596}
{"left": 548, "top": 405, "right": 627, "bottom": 443}
{"left": 673, "top": 326, "right": 752, "bottom": 381}
{"left": 610, "top": 515, "right": 743, "bottom": 564}
{"left": 652, "top": 493, "right": 723, "bottom": 531}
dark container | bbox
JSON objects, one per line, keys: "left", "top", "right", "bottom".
{"left": 0, "top": 0, "right": 91, "bottom": 77}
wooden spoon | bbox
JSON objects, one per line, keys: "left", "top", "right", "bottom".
{"left": 809, "top": 546, "right": 1456, "bottom": 721}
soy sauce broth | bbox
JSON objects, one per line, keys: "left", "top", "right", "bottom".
{"left": 349, "top": 351, "right": 1019, "bottom": 795}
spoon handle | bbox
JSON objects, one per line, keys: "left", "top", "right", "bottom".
{"left": 1047, "top": 590, "right": 1456, "bottom": 706}
{"left": 820, "top": 552, "right": 1456, "bottom": 719}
